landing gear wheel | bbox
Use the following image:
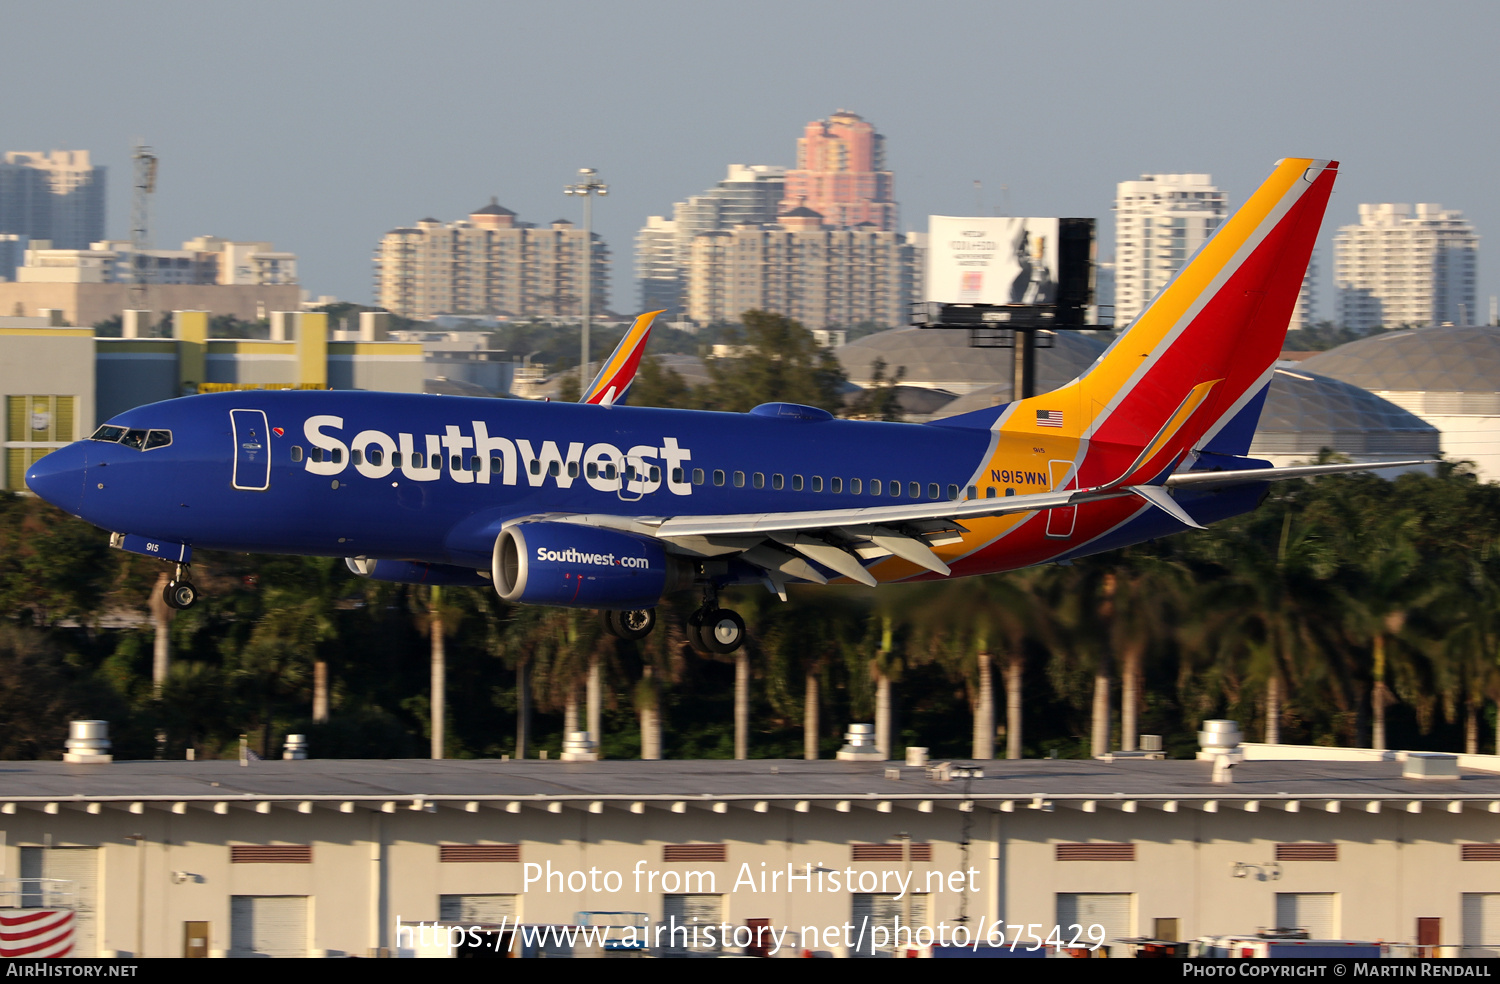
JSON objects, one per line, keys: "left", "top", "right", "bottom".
{"left": 601, "top": 608, "right": 656, "bottom": 640}
{"left": 690, "top": 607, "right": 745, "bottom": 655}
{"left": 164, "top": 580, "right": 197, "bottom": 610}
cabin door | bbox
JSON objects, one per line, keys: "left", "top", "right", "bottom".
{"left": 230, "top": 409, "right": 271, "bottom": 491}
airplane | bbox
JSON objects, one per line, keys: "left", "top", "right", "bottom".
{"left": 26, "top": 158, "right": 1431, "bottom": 655}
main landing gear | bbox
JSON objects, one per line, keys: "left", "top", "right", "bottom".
{"left": 598, "top": 596, "right": 747, "bottom": 654}
{"left": 687, "top": 606, "right": 746, "bottom": 655}
{"left": 600, "top": 607, "right": 656, "bottom": 640}
{"left": 162, "top": 563, "right": 198, "bottom": 610}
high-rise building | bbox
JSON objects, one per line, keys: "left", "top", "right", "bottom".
{"left": 1113, "top": 173, "right": 1227, "bottom": 326}
{"left": 1334, "top": 203, "right": 1479, "bottom": 331}
{"left": 12, "top": 237, "right": 297, "bottom": 287}
{"left": 686, "top": 208, "right": 915, "bottom": 329}
{"left": 0, "top": 151, "right": 106, "bottom": 250}
{"left": 1289, "top": 252, "right": 1318, "bottom": 331}
{"left": 779, "top": 111, "right": 895, "bottom": 232}
{"left": 374, "top": 200, "right": 608, "bottom": 322}
{"left": 636, "top": 165, "right": 785, "bottom": 316}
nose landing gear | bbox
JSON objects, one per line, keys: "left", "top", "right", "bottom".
{"left": 162, "top": 563, "right": 198, "bottom": 610}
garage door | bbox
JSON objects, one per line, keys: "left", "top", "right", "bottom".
{"left": 1463, "top": 893, "right": 1500, "bottom": 956}
{"left": 661, "top": 895, "right": 722, "bottom": 955}
{"left": 850, "top": 894, "right": 931, "bottom": 956}
{"left": 230, "top": 896, "right": 308, "bottom": 958}
{"left": 1275, "top": 893, "right": 1337, "bottom": 940}
{"left": 19, "top": 847, "right": 98, "bottom": 957}
{"left": 1057, "top": 893, "right": 1133, "bottom": 956}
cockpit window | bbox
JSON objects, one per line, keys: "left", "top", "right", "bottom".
{"left": 119, "top": 429, "right": 148, "bottom": 450}
{"left": 143, "top": 429, "right": 173, "bottom": 450}
{"left": 91, "top": 425, "right": 126, "bottom": 443}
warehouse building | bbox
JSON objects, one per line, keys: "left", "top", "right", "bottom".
{"left": 3, "top": 733, "right": 1500, "bottom": 958}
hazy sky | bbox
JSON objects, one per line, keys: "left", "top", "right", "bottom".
{"left": 3, "top": 1, "right": 1495, "bottom": 322}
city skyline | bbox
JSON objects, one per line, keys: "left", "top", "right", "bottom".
{"left": 1, "top": 2, "right": 1496, "bottom": 323}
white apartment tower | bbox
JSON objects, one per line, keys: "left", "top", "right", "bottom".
{"left": 1113, "top": 173, "right": 1227, "bottom": 326}
{"left": 635, "top": 165, "right": 785, "bottom": 318}
{"left": 374, "top": 200, "right": 608, "bottom": 322}
{"left": 1334, "top": 203, "right": 1478, "bottom": 331}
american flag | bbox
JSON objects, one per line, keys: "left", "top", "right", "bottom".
{"left": 1036, "top": 410, "right": 1064, "bottom": 428}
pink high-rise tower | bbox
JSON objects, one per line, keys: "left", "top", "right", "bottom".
{"left": 778, "top": 110, "right": 896, "bottom": 231}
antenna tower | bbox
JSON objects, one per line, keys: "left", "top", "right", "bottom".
{"left": 129, "top": 142, "right": 158, "bottom": 315}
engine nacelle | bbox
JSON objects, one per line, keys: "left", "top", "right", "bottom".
{"left": 345, "top": 557, "right": 491, "bottom": 586}
{"left": 492, "top": 522, "right": 686, "bottom": 609}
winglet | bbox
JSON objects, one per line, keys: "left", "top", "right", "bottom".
{"left": 582, "top": 310, "right": 664, "bottom": 406}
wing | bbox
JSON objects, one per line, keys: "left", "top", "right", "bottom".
{"left": 555, "top": 458, "right": 1437, "bottom": 595}
{"left": 581, "top": 310, "right": 663, "bottom": 407}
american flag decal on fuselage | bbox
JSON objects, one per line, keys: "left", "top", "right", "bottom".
{"left": 1036, "top": 410, "right": 1063, "bottom": 428}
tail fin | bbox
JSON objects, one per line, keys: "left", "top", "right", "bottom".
{"left": 1062, "top": 158, "right": 1337, "bottom": 487}
{"left": 581, "top": 310, "right": 663, "bottom": 406}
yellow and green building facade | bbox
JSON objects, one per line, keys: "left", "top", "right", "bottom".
{"left": 1, "top": 311, "right": 425, "bottom": 490}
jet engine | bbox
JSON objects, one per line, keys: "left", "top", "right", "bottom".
{"left": 344, "top": 557, "right": 491, "bottom": 586}
{"left": 491, "top": 522, "right": 689, "bottom": 609}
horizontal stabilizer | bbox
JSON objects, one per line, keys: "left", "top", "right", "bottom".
{"left": 1165, "top": 459, "right": 1437, "bottom": 490}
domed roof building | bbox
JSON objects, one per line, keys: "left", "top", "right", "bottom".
{"left": 1246, "top": 365, "right": 1439, "bottom": 468}
{"left": 1301, "top": 326, "right": 1500, "bottom": 479}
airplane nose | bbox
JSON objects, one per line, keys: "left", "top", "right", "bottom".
{"left": 25, "top": 443, "right": 87, "bottom": 514}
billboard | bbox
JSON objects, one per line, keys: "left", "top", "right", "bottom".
{"left": 926, "top": 216, "right": 1061, "bottom": 306}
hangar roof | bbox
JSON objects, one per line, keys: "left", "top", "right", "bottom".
{"left": 1301, "top": 326, "right": 1500, "bottom": 394}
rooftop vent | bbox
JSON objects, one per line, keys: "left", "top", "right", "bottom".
{"left": 63, "top": 720, "right": 112, "bottom": 764}
{"left": 837, "top": 723, "right": 883, "bottom": 762}
{"left": 560, "top": 731, "right": 598, "bottom": 762}
{"left": 1404, "top": 751, "right": 1459, "bottom": 780}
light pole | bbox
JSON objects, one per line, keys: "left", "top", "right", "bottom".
{"left": 564, "top": 168, "right": 607, "bottom": 392}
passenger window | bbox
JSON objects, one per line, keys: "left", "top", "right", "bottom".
{"left": 450, "top": 455, "right": 461, "bottom": 471}
{"left": 290, "top": 446, "right": 304, "bottom": 463}
{"left": 733, "top": 471, "right": 745, "bottom": 488}
{"left": 713, "top": 469, "right": 725, "bottom": 486}
{"left": 587, "top": 462, "right": 599, "bottom": 479}
{"left": 889, "top": 481, "right": 900, "bottom": 498}
{"left": 530, "top": 459, "right": 541, "bottom": 475}
{"left": 985, "top": 486, "right": 996, "bottom": 499}
{"left": 811, "top": 476, "right": 824, "bottom": 492}
{"left": 490, "top": 456, "right": 503, "bottom": 473}
{"left": 791, "top": 474, "right": 804, "bottom": 491}
{"left": 753, "top": 472, "right": 765, "bottom": 489}
{"left": 143, "top": 430, "right": 172, "bottom": 450}
{"left": 472, "top": 457, "right": 483, "bottom": 472}
{"left": 850, "top": 478, "right": 862, "bottom": 495}
{"left": 772, "top": 474, "right": 784, "bottom": 491}
{"left": 429, "top": 453, "right": 441, "bottom": 469}
{"left": 120, "top": 429, "right": 147, "bottom": 450}
{"left": 870, "top": 479, "right": 881, "bottom": 496}
{"left": 948, "top": 485, "right": 960, "bottom": 500}
{"left": 568, "top": 462, "right": 580, "bottom": 478}
{"left": 909, "top": 482, "right": 920, "bottom": 498}
{"left": 831, "top": 477, "right": 843, "bottom": 494}
{"left": 331, "top": 448, "right": 343, "bottom": 464}
{"left": 1006, "top": 488, "right": 1016, "bottom": 497}
{"left": 604, "top": 464, "right": 617, "bottom": 480}
{"left": 672, "top": 467, "right": 683, "bottom": 485}
{"left": 928, "top": 483, "right": 940, "bottom": 499}
{"left": 548, "top": 461, "right": 560, "bottom": 477}
{"left": 692, "top": 468, "right": 705, "bottom": 485}
{"left": 370, "top": 449, "right": 384, "bottom": 467}
{"left": 351, "top": 449, "right": 364, "bottom": 466}
{"left": 310, "top": 447, "right": 323, "bottom": 463}
{"left": 649, "top": 465, "right": 660, "bottom": 483}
